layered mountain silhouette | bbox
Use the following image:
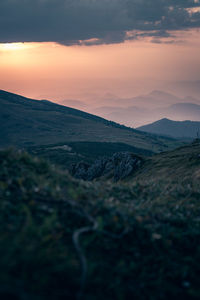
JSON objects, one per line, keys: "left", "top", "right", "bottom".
{"left": 89, "top": 91, "right": 200, "bottom": 127}
{"left": 137, "top": 118, "right": 200, "bottom": 139}
{"left": 0, "top": 90, "right": 181, "bottom": 152}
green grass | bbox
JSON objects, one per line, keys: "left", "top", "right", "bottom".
{"left": 0, "top": 145, "right": 200, "bottom": 299}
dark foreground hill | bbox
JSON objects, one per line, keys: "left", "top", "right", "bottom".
{"left": 27, "top": 141, "right": 153, "bottom": 170}
{"left": 0, "top": 90, "right": 182, "bottom": 153}
{"left": 137, "top": 118, "right": 200, "bottom": 138}
{"left": 0, "top": 144, "right": 200, "bottom": 299}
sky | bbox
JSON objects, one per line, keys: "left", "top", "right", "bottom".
{"left": 0, "top": 0, "right": 200, "bottom": 108}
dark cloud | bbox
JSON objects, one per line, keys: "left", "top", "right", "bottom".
{"left": 0, "top": 0, "right": 200, "bottom": 45}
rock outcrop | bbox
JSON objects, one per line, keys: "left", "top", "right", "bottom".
{"left": 70, "top": 152, "right": 143, "bottom": 181}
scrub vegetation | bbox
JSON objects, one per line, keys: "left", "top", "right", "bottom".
{"left": 0, "top": 143, "right": 200, "bottom": 299}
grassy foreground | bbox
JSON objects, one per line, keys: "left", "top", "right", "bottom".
{"left": 0, "top": 146, "right": 200, "bottom": 299}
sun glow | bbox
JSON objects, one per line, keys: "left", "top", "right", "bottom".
{"left": 0, "top": 43, "right": 35, "bottom": 51}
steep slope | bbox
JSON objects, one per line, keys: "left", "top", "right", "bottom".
{"left": 137, "top": 118, "right": 200, "bottom": 138}
{"left": 0, "top": 90, "right": 182, "bottom": 152}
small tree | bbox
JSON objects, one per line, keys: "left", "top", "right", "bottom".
{"left": 192, "top": 129, "right": 200, "bottom": 144}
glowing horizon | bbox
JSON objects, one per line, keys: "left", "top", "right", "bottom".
{"left": 0, "top": 29, "right": 200, "bottom": 104}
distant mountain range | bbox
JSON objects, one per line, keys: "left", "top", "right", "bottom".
{"left": 55, "top": 90, "right": 200, "bottom": 128}
{"left": 94, "top": 90, "right": 184, "bottom": 109}
{"left": 90, "top": 92, "right": 200, "bottom": 127}
{"left": 137, "top": 118, "right": 200, "bottom": 139}
{"left": 166, "top": 80, "right": 200, "bottom": 99}
{"left": 0, "top": 89, "right": 182, "bottom": 153}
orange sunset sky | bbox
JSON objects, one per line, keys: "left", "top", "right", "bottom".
{"left": 1, "top": 1, "right": 200, "bottom": 106}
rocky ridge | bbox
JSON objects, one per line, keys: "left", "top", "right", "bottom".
{"left": 70, "top": 152, "right": 143, "bottom": 181}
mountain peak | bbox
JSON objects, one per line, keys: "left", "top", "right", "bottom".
{"left": 137, "top": 118, "right": 200, "bottom": 138}
{"left": 159, "top": 118, "right": 171, "bottom": 122}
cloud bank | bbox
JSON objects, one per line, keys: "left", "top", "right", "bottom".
{"left": 0, "top": 0, "right": 200, "bottom": 45}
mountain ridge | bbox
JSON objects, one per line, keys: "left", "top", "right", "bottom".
{"left": 0, "top": 89, "right": 181, "bottom": 152}
{"left": 137, "top": 118, "right": 200, "bottom": 138}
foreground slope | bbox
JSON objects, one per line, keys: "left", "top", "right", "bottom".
{"left": 0, "top": 90, "right": 181, "bottom": 152}
{"left": 132, "top": 142, "right": 200, "bottom": 182}
{"left": 0, "top": 145, "right": 200, "bottom": 299}
{"left": 137, "top": 118, "right": 200, "bottom": 138}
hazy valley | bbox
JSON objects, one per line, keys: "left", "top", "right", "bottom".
{"left": 61, "top": 90, "right": 200, "bottom": 128}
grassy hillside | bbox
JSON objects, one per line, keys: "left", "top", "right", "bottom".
{"left": 0, "top": 90, "right": 182, "bottom": 153}
{"left": 0, "top": 144, "right": 200, "bottom": 299}
{"left": 27, "top": 141, "right": 154, "bottom": 169}
{"left": 132, "top": 142, "right": 200, "bottom": 182}
{"left": 137, "top": 118, "right": 200, "bottom": 139}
